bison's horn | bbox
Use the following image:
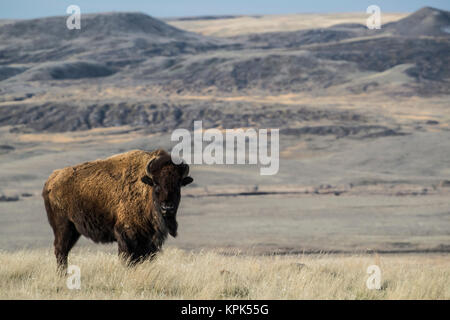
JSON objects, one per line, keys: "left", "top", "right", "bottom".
{"left": 180, "top": 162, "right": 189, "bottom": 178}
{"left": 170, "top": 154, "right": 189, "bottom": 178}
{"left": 145, "top": 158, "right": 156, "bottom": 179}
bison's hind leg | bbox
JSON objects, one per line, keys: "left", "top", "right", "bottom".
{"left": 43, "top": 191, "right": 81, "bottom": 273}
{"left": 53, "top": 220, "right": 81, "bottom": 274}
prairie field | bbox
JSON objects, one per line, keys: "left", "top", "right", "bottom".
{"left": 1, "top": 7, "right": 450, "bottom": 301}
{"left": 0, "top": 248, "right": 448, "bottom": 299}
{"left": 166, "top": 13, "right": 407, "bottom": 37}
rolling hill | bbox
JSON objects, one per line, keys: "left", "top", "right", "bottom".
{"left": 0, "top": 7, "right": 448, "bottom": 132}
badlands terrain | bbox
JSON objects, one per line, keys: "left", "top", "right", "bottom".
{"left": 0, "top": 7, "right": 449, "bottom": 256}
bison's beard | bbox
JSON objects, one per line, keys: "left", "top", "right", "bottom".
{"left": 164, "top": 217, "right": 178, "bottom": 237}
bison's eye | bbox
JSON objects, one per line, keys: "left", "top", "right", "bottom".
{"left": 154, "top": 185, "right": 161, "bottom": 194}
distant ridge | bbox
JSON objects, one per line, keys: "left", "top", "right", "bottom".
{"left": 165, "top": 15, "right": 240, "bottom": 21}
{"left": 0, "top": 12, "right": 221, "bottom": 69}
{"left": 0, "top": 12, "right": 191, "bottom": 39}
{"left": 0, "top": 7, "right": 448, "bottom": 99}
{"left": 385, "top": 7, "right": 450, "bottom": 36}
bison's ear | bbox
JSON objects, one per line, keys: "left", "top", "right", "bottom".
{"left": 181, "top": 176, "right": 193, "bottom": 186}
{"left": 141, "top": 176, "right": 154, "bottom": 186}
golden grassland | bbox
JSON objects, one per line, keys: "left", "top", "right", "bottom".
{"left": 0, "top": 248, "right": 448, "bottom": 299}
{"left": 166, "top": 13, "right": 407, "bottom": 37}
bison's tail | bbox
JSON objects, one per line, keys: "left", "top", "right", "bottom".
{"left": 42, "top": 169, "right": 60, "bottom": 199}
{"left": 42, "top": 179, "right": 51, "bottom": 209}
{"left": 42, "top": 180, "right": 49, "bottom": 198}
{"left": 42, "top": 176, "right": 57, "bottom": 229}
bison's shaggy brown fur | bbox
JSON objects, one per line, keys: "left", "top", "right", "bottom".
{"left": 42, "top": 149, "right": 193, "bottom": 270}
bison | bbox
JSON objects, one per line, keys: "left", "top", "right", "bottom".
{"left": 42, "top": 149, "right": 193, "bottom": 271}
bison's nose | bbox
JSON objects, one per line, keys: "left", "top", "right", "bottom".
{"left": 161, "top": 203, "right": 175, "bottom": 213}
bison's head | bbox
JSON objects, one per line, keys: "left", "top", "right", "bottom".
{"left": 141, "top": 153, "right": 193, "bottom": 237}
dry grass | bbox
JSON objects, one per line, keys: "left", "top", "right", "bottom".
{"left": 0, "top": 248, "right": 448, "bottom": 299}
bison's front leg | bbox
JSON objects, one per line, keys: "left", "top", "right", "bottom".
{"left": 114, "top": 227, "right": 156, "bottom": 266}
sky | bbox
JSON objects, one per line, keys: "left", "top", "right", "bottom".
{"left": 0, "top": 0, "right": 449, "bottom": 19}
